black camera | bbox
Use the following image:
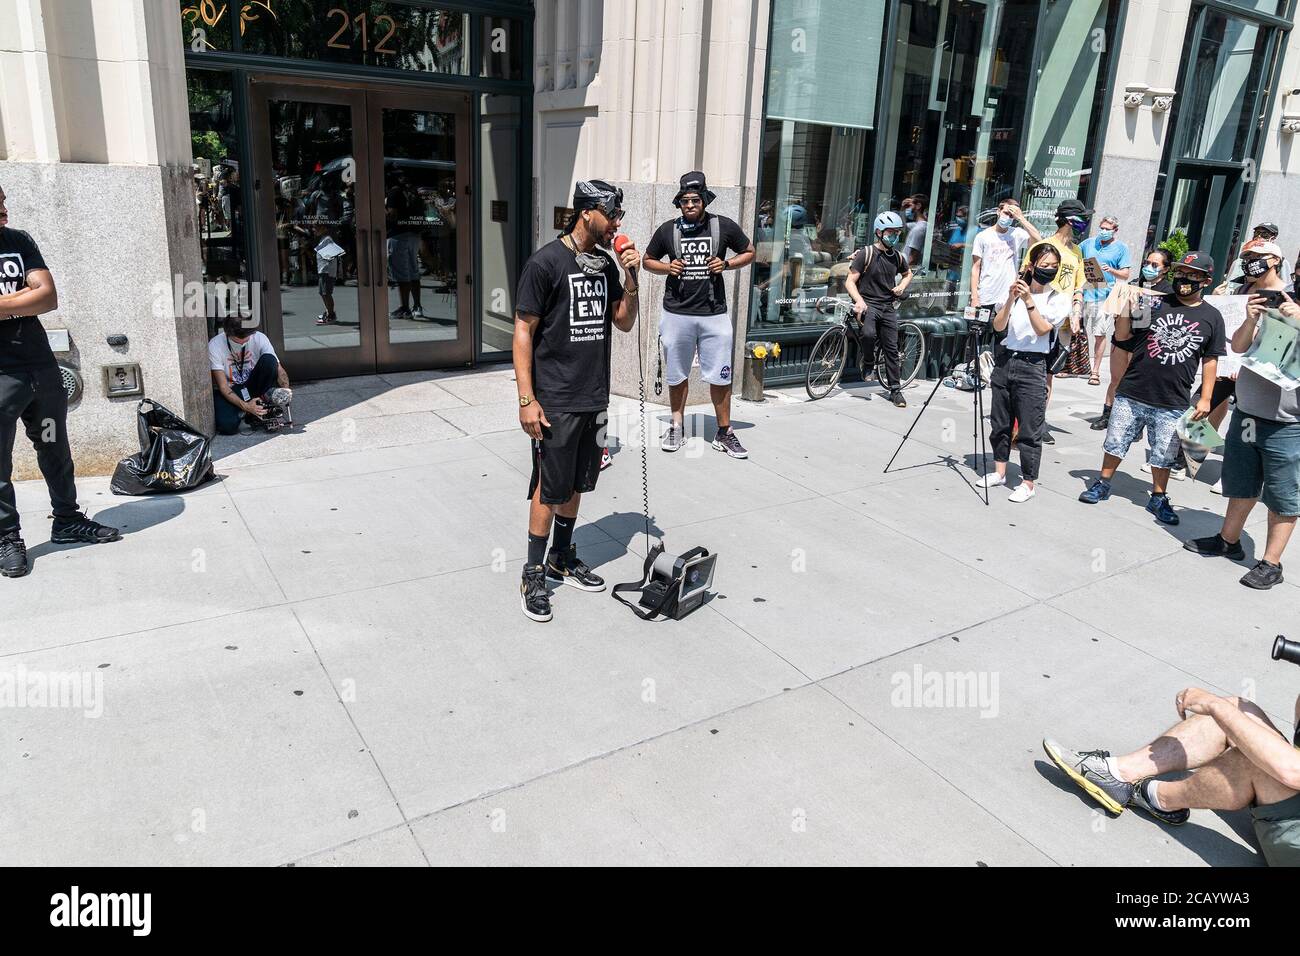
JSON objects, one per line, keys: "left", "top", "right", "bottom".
{"left": 1272, "top": 635, "right": 1300, "bottom": 666}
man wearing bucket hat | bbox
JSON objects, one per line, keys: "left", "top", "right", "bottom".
{"left": 1079, "top": 251, "right": 1226, "bottom": 525}
{"left": 513, "top": 179, "right": 641, "bottom": 622}
{"left": 643, "top": 172, "right": 755, "bottom": 457}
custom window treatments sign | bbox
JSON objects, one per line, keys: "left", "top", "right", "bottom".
{"left": 767, "top": 0, "right": 884, "bottom": 131}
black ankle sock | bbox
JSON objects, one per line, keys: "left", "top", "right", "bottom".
{"left": 527, "top": 533, "right": 548, "bottom": 567}
{"left": 551, "top": 516, "right": 574, "bottom": 555}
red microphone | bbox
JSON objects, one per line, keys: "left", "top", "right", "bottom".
{"left": 613, "top": 234, "right": 637, "bottom": 279}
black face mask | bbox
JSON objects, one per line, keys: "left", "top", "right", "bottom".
{"left": 1032, "top": 266, "right": 1059, "bottom": 285}
{"left": 1172, "top": 277, "right": 1201, "bottom": 299}
{"left": 1243, "top": 258, "right": 1270, "bottom": 279}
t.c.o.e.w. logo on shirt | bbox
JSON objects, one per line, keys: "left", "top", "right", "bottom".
{"left": 680, "top": 235, "right": 712, "bottom": 282}
{"left": 567, "top": 272, "right": 608, "bottom": 343}
{"left": 0, "top": 252, "right": 26, "bottom": 295}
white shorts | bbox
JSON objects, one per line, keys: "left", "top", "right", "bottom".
{"left": 659, "top": 309, "right": 734, "bottom": 387}
{"left": 1084, "top": 300, "right": 1114, "bottom": 338}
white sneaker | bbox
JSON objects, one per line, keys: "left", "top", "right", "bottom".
{"left": 1008, "top": 483, "right": 1036, "bottom": 502}
{"left": 976, "top": 472, "right": 1006, "bottom": 489}
{"left": 1209, "top": 478, "right": 1223, "bottom": 495}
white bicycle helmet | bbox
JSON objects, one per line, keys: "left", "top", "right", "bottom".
{"left": 874, "top": 211, "right": 904, "bottom": 233}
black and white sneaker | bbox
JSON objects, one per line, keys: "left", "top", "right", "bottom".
{"left": 712, "top": 428, "right": 749, "bottom": 458}
{"left": 546, "top": 544, "right": 605, "bottom": 592}
{"left": 0, "top": 532, "right": 29, "bottom": 578}
{"left": 520, "top": 564, "right": 553, "bottom": 621}
{"left": 889, "top": 390, "right": 907, "bottom": 408}
{"left": 661, "top": 424, "right": 683, "bottom": 452}
{"left": 1129, "top": 777, "right": 1190, "bottom": 826}
{"left": 50, "top": 513, "right": 121, "bottom": 545}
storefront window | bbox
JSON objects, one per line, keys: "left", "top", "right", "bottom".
{"left": 180, "top": 0, "right": 234, "bottom": 52}
{"left": 187, "top": 70, "right": 250, "bottom": 287}
{"left": 1020, "top": 0, "right": 1119, "bottom": 233}
{"left": 751, "top": 0, "right": 885, "bottom": 331}
{"left": 751, "top": 0, "right": 1072, "bottom": 334}
{"left": 1177, "top": 9, "right": 1272, "bottom": 163}
{"left": 482, "top": 17, "right": 525, "bottom": 80}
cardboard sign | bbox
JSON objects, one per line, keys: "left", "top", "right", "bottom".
{"left": 1083, "top": 256, "right": 1106, "bottom": 285}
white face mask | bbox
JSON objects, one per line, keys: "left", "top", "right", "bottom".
{"left": 997, "top": 216, "right": 1014, "bottom": 230}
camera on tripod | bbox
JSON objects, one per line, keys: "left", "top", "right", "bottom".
{"left": 1272, "top": 635, "right": 1300, "bottom": 666}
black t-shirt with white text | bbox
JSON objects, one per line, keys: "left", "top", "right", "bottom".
{"left": 515, "top": 238, "right": 623, "bottom": 412}
{"left": 0, "top": 227, "right": 57, "bottom": 372}
{"left": 1117, "top": 298, "right": 1226, "bottom": 409}
{"left": 644, "top": 214, "right": 750, "bottom": 316}
{"left": 849, "top": 244, "right": 908, "bottom": 308}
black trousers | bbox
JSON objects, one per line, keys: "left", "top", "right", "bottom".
{"left": 213, "top": 353, "right": 281, "bottom": 435}
{"left": 988, "top": 350, "right": 1048, "bottom": 481}
{"left": 0, "top": 364, "right": 80, "bottom": 536}
{"left": 857, "top": 302, "right": 900, "bottom": 389}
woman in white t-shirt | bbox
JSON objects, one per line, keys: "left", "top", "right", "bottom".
{"left": 979, "top": 243, "right": 1072, "bottom": 501}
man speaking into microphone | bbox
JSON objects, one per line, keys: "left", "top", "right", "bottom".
{"left": 513, "top": 179, "right": 640, "bottom": 623}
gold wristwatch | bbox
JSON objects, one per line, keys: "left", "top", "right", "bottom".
{"left": 519, "top": 395, "right": 533, "bottom": 407}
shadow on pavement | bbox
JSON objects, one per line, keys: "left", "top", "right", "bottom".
{"left": 1032, "top": 760, "right": 1262, "bottom": 866}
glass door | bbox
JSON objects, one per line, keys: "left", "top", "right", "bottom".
{"left": 366, "top": 88, "right": 473, "bottom": 371}
{"left": 249, "top": 78, "right": 471, "bottom": 379}
{"left": 1166, "top": 164, "right": 1243, "bottom": 281}
{"left": 249, "top": 81, "right": 376, "bottom": 379}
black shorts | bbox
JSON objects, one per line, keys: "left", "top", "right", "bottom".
{"left": 527, "top": 409, "right": 606, "bottom": 504}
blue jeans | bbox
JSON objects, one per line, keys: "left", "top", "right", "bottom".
{"left": 1221, "top": 413, "right": 1300, "bottom": 516}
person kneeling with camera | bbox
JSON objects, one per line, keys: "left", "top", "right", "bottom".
{"left": 1042, "top": 672, "right": 1300, "bottom": 865}
{"left": 978, "top": 243, "right": 1070, "bottom": 502}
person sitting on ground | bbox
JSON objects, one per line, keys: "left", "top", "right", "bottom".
{"left": 1042, "top": 685, "right": 1300, "bottom": 866}
{"left": 1078, "top": 251, "right": 1225, "bottom": 525}
{"left": 209, "top": 316, "right": 292, "bottom": 435}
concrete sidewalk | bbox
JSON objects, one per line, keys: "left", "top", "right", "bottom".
{"left": 2, "top": 365, "right": 1294, "bottom": 866}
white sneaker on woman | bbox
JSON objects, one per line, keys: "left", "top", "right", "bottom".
{"left": 977, "top": 472, "right": 1006, "bottom": 489}
{"left": 1008, "top": 483, "right": 1036, "bottom": 503}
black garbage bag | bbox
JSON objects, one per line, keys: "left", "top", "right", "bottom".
{"left": 110, "top": 399, "right": 215, "bottom": 495}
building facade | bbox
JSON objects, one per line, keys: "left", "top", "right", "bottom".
{"left": 1, "top": 0, "right": 1298, "bottom": 476}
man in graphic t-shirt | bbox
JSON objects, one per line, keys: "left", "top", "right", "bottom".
{"left": 513, "top": 179, "right": 641, "bottom": 623}
{"left": 1079, "top": 251, "right": 1226, "bottom": 525}
{"left": 643, "top": 172, "right": 755, "bottom": 457}
{"left": 0, "top": 182, "right": 120, "bottom": 579}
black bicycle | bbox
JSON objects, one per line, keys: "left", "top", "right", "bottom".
{"left": 805, "top": 296, "right": 926, "bottom": 401}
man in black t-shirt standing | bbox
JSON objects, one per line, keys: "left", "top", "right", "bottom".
{"left": 643, "top": 172, "right": 755, "bottom": 457}
{"left": 513, "top": 179, "right": 641, "bottom": 623}
{"left": 847, "top": 211, "right": 914, "bottom": 407}
{"left": 0, "top": 183, "right": 120, "bottom": 578}
{"left": 1079, "top": 251, "right": 1226, "bottom": 525}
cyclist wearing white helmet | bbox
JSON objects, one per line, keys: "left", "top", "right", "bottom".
{"left": 846, "top": 210, "right": 914, "bottom": 407}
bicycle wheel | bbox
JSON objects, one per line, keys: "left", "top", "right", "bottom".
{"left": 896, "top": 322, "right": 926, "bottom": 386}
{"left": 876, "top": 322, "right": 926, "bottom": 387}
{"left": 805, "top": 325, "right": 849, "bottom": 400}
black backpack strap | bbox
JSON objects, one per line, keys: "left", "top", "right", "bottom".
{"left": 672, "top": 221, "right": 682, "bottom": 260}
{"left": 611, "top": 545, "right": 676, "bottom": 621}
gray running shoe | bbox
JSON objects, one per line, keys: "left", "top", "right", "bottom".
{"left": 712, "top": 428, "right": 748, "bottom": 459}
{"left": 1042, "top": 739, "right": 1132, "bottom": 814}
{"left": 661, "top": 424, "right": 683, "bottom": 452}
{"left": 1129, "top": 777, "right": 1190, "bottom": 826}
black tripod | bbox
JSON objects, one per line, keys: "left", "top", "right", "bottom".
{"left": 883, "top": 316, "right": 992, "bottom": 505}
